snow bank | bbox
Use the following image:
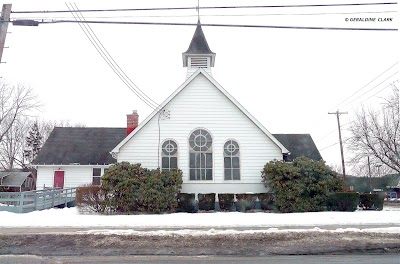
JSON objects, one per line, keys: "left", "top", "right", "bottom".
{"left": 1, "top": 207, "right": 400, "bottom": 230}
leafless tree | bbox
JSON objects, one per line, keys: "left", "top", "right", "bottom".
{"left": 0, "top": 81, "right": 40, "bottom": 144}
{"left": 348, "top": 83, "right": 399, "bottom": 173}
{"left": 0, "top": 117, "right": 31, "bottom": 169}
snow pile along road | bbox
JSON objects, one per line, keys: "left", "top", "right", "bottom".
{"left": 1, "top": 207, "right": 400, "bottom": 231}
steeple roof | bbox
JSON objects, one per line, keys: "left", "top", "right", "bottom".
{"left": 183, "top": 20, "right": 215, "bottom": 55}
{"left": 182, "top": 20, "right": 215, "bottom": 68}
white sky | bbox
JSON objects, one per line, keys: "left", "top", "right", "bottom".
{"left": 1, "top": 207, "right": 400, "bottom": 231}
{"left": 0, "top": 0, "right": 398, "bottom": 171}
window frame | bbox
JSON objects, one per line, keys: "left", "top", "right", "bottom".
{"left": 223, "top": 139, "right": 241, "bottom": 181}
{"left": 161, "top": 139, "right": 179, "bottom": 171}
{"left": 92, "top": 168, "right": 103, "bottom": 186}
{"left": 188, "top": 128, "right": 214, "bottom": 181}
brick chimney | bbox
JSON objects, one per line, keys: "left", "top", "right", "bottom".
{"left": 126, "top": 110, "right": 139, "bottom": 135}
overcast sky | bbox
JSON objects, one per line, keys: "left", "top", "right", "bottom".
{"left": 1, "top": 0, "right": 398, "bottom": 172}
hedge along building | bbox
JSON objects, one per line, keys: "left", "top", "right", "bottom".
{"left": 34, "top": 21, "right": 322, "bottom": 194}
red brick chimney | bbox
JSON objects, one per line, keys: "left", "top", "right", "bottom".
{"left": 126, "top": 110, "right": 139, "bottom": 135}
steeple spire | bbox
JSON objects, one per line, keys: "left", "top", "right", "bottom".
{"left": 182, "top": 20, "right": 216, "bottom": 78}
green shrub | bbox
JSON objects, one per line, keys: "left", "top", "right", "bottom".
{"left": 177, "top": 193, "right": 197, "bottom": 213}
{"left": 262, "top": 157, "right": 344, "bottom": 213}
{"left": 76, "top": 184, "right": 107, "bottom": 214}
{"left": 198, "top": 193, "right": 215, "bottom": 211}
{"left": 100, "top": 162, "right": 182, "bottom": 214}
{"left": 327, "top": 192, "right": 359, "bottom": 212}
{"left": 360, "top": 193, "right": 385, "bottom": 210}
{"left": 257, "top": 193, "right": 274, "bottom": 211}
{"left": 236, "top": 194, "right": 257, "bottom": 212}
{"left": 218, "top": 194, "right": 234, "bottom": 211}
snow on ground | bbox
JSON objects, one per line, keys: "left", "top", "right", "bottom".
{"left": 1, "top": 207, "right": 400, "bottom": 234}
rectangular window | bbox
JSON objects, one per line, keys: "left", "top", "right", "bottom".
{"left": 92, "top": 168, "right": 102, "bottom": 186}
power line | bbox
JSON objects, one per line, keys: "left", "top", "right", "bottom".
{"left": 316, "top": 123, "right": 350, "bottom": 143}
{"left": 361, "top": 79, "right": 399, "bottom": 102}
{"left": 342, "top": 71, "right": 398, "bottom": 108}
{"left": 66, "top": 3, "right": 158, "bottom": 109}
{"left": 329, "top": 62, "right": 399, "bottom": 111}
{"left": 11, "top": 2, "right": 398, "bottom": 14}
{"left": 71, "top": 3, "right": 159, "bottom": 109}
{"left": 36, "top": 20, "right": 398, "bottom": 31}
{"left": 11, "top": 10, "right": 398, "bottom": 20}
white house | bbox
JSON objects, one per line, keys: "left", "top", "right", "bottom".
{"left": 34, "top": 21, "right": 322, "bottom": 194}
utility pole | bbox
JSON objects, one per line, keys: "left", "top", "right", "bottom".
{"left": 0, "top": 4, "right": 12, "bottom": 63}
{"left": 329, "top": 110, "right": 348, "bottom": 190}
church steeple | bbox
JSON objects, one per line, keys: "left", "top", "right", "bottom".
{"left": 182, "top": 20, "right": 215, "bottom": 78}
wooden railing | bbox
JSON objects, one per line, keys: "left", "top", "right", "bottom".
{"left": 0, "top": 188, "right": 76, "bottom": 213}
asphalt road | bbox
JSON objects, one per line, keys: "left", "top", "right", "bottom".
{"left": 1, "top": 254, "right": 399, "bottom": 264}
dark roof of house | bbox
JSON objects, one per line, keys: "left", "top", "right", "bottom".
{"left": 0, "top": 171, "right": 32, "bottom": 187}
{"left": 183, "top": 20, "right": 215, "bottom": 55}
{"left": 33, "top": 127, "right": 127, "bottom": 165}
{"left": 273, "top": 134, "right": 323, "bottom": 162}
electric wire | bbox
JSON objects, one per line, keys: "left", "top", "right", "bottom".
{"left": 66, "top": 3, "right": 158, "bottom": 109}
{"left": 11, "top": 2, "right": 398, "bottom": 14}
{"left": 329, "top": 61, "right": 399, "bottom": 111}
{"left": 316, "top": 123, "right": 350, "bottom": 143}
{"left": 37, "top": 20, "right": 397, "bottom": 31}
{"left": 360, "top": 79, "right": 399, "bottom": 103}
{"left": 11, "top": 10, "right": 398, "bottom": 20}
{"left": 71, "top": 3, "right": 159, "bottom": 109}
{"left": 341, "top": 71, "right": 398, "bottom": 108}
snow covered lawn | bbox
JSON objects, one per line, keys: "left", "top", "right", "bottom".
{"left": 1, "top": 206, "right": 400, "bottom": 234}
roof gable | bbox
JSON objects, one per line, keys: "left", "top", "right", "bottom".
{"left": 112, "top": 69, "right": 288, "bottom": 154}
{"left": 273, "top": 134, "right": 323, "bottom": 162}
{"left": 0, "top": 171, "right": 32, "bottom": 187}
{"left": 34, "top": 127, "right": 126, "bottom": 165}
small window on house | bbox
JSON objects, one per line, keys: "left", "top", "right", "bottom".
{"left": 161, "top": 139, "right": 178, "bottom": 170}
{"left": 24, "top": 177, "right": 32, "bottom": 188}
{"left": 92, "top": 168, "right": 102, "bottom": 186}
{"left": 224, "top": 140, "right": 240, "bottom": 180}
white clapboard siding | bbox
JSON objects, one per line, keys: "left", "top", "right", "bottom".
{"left": 36, "top": 166, "right": 109, "bottom": 190}
{"left": 118, "top": 73, "right": 282, "bottom": 194}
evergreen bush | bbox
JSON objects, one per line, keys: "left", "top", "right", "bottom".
{"left": 176, "top": 193, "right": 197, "bottom": 213}
{"left": 198, "top": 193, "right": 215, "bottom": 211}
{"left": 262, "top": 157, "right": 343, "bottom": 213}
{"left": 360, "top": 193, "right": 385, "bottom": 210}
{"left": 236, "top": 194, "right": 257, "bottom": 212}
{"left": 327, "top": 192, "right": 359, "bottom": 212}
{"left": 257, "top": 193, "right": 274, "bottom": 211}
{"left": 217, "top": 194, "right": 234, "bottom": 211}
{"left": 100, "top": 162, "right": 182, "bottom": 214}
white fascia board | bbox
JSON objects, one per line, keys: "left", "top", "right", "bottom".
{"left": 111, "top": 68, "right": 288, "bottom": 154}
{"left": 111, "top": 69, "right": 204, "bottom": 153}
{"left": 198, "top": 69, "right": 289, "bottom": 154}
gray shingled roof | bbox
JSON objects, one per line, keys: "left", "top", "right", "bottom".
{"left": 33, "top": 127, "right": 127, "bottom": 165}
{"left": 34, "top": 128, "right": 321, "bottom": 165}
{"left": 273, "top": 134, "right": 323, "bottom": 162}
{"left": 183, "top": 20, "right": 215, "bottom": 55}
{"left": 0, "top": 171, "right": 32, "bottom": 187}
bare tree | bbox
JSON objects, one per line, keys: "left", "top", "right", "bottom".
{"left": 0, "top": 117, "right": 31, "bottom": 169}
{"left": 348, "top": 84, "right": 400, "bottom": 173}
{"left": 0, "top": 81, "right": 40, "bottom": 144}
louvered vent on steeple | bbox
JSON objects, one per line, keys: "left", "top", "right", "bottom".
{"left": 189, "top": 57, "right": 209, "bottom": 68}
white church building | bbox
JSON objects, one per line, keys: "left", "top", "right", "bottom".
{"left": 34, "top": 21, "right": 322, "bottom": 195}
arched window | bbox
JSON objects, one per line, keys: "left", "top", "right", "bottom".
{"left": 189, "top": 129, "right": 213, "bottom": 180}
{"left": 224, "top": 140, "right": 240, "bottom": 180}
{"left": 161, "top": 139, "right": 178, "bottom": 170}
